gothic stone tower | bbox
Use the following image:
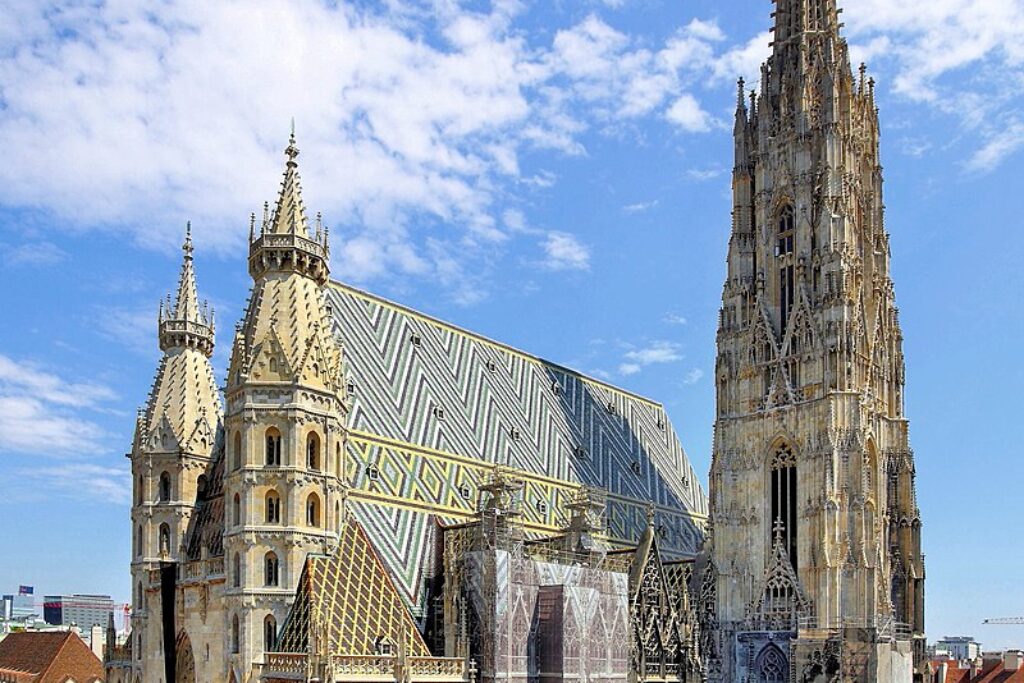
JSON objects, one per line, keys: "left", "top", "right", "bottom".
{"left": 130, "top": 226, "right": 222, "bottom": 683}
{"left": 706, "top": 0, "right": 925, "bottom": 680}
{"left": 221, "top": 133, "right": 347, "bottom": 682}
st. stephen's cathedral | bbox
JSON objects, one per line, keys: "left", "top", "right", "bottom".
{"left": 105, "top": 1, "right": 925, "bottom": 681}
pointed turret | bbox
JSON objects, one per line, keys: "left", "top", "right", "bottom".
{"left": 248, "top": 131, "right": 330, "bottom": 284}
{"left": 159, "top": 223, "right": 215, "bottom": 357}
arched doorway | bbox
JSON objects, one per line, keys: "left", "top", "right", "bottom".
{"left": 175, "top": 631, "right": 196, "bottom": 683}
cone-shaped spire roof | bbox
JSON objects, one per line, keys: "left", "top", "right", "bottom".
{"left": 268, "top": 131, "right": 311, "bottom": 237}
{"left": 172, "top": 223, "right": 203, "bottom": 323}
{"left": 141, "top": 223, "right": 222, "bottom": 455}
{"left": 248, "top": 128, "right": 330, "bottom": 284}
{"left": 159, "top": 223, "right": 215, "bottom": 357}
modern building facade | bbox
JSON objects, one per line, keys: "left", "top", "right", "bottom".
{"left": 43, "top": 595, "right": 115, "bottom": 630}
{"left": 700, "top": 0, "right": 925, "bottom": 681}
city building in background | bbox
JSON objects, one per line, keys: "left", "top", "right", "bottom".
{"left": 935, "top": 637, "right": 984, "bottom": 663}
{"left": 1, "top": 586, "right": 39, "bottom": 622}
{"left": 42, "top": 594, "right": 115, "bottom": 630}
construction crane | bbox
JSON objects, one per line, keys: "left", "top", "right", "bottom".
{"left": 983, "top": 617, "right": 1024, "bottom": 625}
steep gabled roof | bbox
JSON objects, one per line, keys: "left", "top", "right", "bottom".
{"left": 276, "top": 518, "right": 429, "bottom": 657}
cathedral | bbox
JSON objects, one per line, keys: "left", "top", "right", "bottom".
{"left": 105, "top": 1, "right": 925, "bottom": 682}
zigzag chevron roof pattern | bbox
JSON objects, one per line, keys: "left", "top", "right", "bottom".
{"left": 325, "top": 281, "right": 708, "bottom": 613}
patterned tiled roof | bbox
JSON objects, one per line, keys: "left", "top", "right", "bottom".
{"left": 325, "top": 281, "right": 708, "bottom": 612}
{"left": 276, "top": 519, "right": 430, "bottom": 657}
{"left": 184, "top": 449, "right": 225, "bottom": 560}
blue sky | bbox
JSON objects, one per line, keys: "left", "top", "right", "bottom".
{"left": 1, "top": 0, "right": 1022, "bottom": 647}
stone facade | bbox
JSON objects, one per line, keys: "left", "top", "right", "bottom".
{"left": 700, "top": 0, "right": 925, "bottom": 681}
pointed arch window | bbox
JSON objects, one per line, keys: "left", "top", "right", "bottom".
{"left": 265, "top": 428, "right": 282, "bottom": 466}
{"left": 306, "top": 493, "right": 321, "bottom": 527}
{"left": 135, "top": 475, "right": 143, "bottom": 505}
{"left": 757, "top": 645, "right": 788, "bottom": 683}
{"left": 264, "top": 552, "right": 279, "bottom": 587}
{"left": 158, "top": 472, "right": 171, "bottom": 503}
{"left": 306, "top": 432, "right": 320, "bottom": 470}
{"left": 233, "top": 494, "right": 241, "bottom": 526}
{"left": 231, "top": 614, "right": 240, "bottom": 654}
{"left": 264, "top": 614, "right": 278, "bottom": 653}
{"left": 135, "top": 525, "right": 143, "bottom": 557}
{"left": 158, "top": 523, "right": 171, "bottom": 556}
{"left": 265, "top": 491, "right": 281, "bottom": 524}
{"left": 770, "top": 444, "right": 798, "bottom": 568}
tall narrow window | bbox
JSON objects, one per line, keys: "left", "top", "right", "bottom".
{"left": 135, "top": 525, "right": 143, "bottom": 557}
{"left": 770, "top": 444, "right": 798, "bottom": 568}
{"left": 265, "top": 491, "right": 281, "bottom": 524}
{"left": 231, "top": 615, "right": 240, "bottom": 654}
{"left": 777, "top": 205, "right": 796, "bottom": 334}
{"left": 264, "top": 615, "right": 278, "bottom": 652}
{"left": 306, "top": 432, "right": 320, "bottom": 470}
{"left": 264, "top": 552, "right": 279, "bottom": 587}
{"left": 158, "top": 523, "right": 171, "bottom": 556}
{"left": 158, "top": 472, "right": 171, "bottom": 503}
{"left": 265, "top": 427, "right": 282, "bottom": 466}
{"left": 306, "top": 493, "right": 321, "bottom": 527}
{"left": 233, "top": 494, "right": 241, "bottom": 526}
{"left": 779, "top": 264, "right": 795, "bottom": 333}
{"left": 233, "top": 432, "right": 242, "bottom": 471}
{"left": 233, "top": 553, "right": 241, "bottom": 588}
{"left": 777, "top": 205, "right": 794, "bottom": 255}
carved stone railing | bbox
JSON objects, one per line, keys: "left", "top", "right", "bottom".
{"left": 263, "top": 653, "right": 467, "bottom": 681}
{"left": 406, "top": 656, "right": 466, "bottom": 680}
{"left": 179, "top": 557, "right": 226, "bottom": 582}
{"left": 332, "top": 655, "right": 396, "bottom": 680}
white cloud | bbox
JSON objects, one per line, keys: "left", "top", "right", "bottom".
{"left": 0, "top": 355, "right": 116, "bottom": 455}
{"left": 540, "top": 232, "right": 591, "bottom": 271}
{"left": 666, "top": 94, "right": 713, "bottom": 132}
{"left": 663, "top": 313, "right": 688, "bottom": 325}
{"left": 0, "top": 2, "right": 738, "bottom": 300}
{"left": 839, "top": 0, "right": 1024, "bottom": 171}
{"left": 686, "top": 167, "right": 724, "bottom": 182}
{"left": 683, "top": 368, "right": 704, "bottom": 385}
{"left": 617, "top": 339, "right": 684, "bottom": 376}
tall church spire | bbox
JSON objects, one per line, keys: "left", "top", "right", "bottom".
{"left": 705, "top": 1, "right": 925, "bottom": 680}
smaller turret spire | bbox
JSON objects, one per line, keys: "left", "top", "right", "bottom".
{"left": 159, "top": 223, "right": 215, "bottom": 356}
{"left": 247, "top": 128, "right": 331, "bottom": 284}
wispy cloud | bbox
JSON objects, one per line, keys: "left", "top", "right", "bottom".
{"left": 18, "top": 462, "right": 131, "bottom": 505}
{"left": 0, "top": 355, "right": 116, "bottom": 455}
{"left": 617, "top": 340, "right": 683, "bottom": 376}
{"left": 663, "top": 313, "right": 688, "bottom": 325}
{"left": 623, "top": 200, "right": 659, "bottom": 214}
{"left": 2, "top": 241, "right": 68, "bottom": 267}
{"left": 683, "top": 368, "right": 704, "bottom": 385}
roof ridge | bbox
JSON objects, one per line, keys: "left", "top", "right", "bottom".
{"left": 327, "top": 279, "right": 664, "bottom": 409}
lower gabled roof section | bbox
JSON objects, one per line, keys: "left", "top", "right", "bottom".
{"left": 276, "top": 517, "right": 430, "bottom": 657}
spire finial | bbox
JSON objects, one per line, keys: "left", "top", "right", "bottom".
{"left": 737, "top": 77, "right": 746, "bottom": 108}
{"left": 183, "top": 221, "right": 193, "bottom": 259}
{"left": 285, "top": 122, "right": 299, "bottom": 167}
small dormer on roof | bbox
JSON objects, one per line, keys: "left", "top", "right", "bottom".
{"left": 248, "top": 130, "right": 330, "bottom": 285}
{"left": 159, "top": 223, "right": 215, "bottom": 358}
